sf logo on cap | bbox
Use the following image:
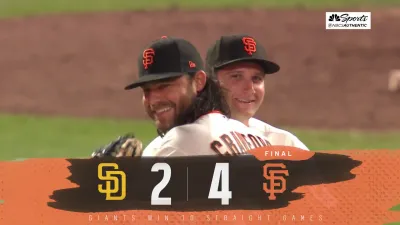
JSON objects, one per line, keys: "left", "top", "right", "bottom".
{"left": 143, "top": 48, "right": 155, "bottom": 70}
{"left": 242, "top": 37, "right": 257, "bottom": 55}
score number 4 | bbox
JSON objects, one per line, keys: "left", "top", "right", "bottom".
{"left": 151, "top": 163, "right": 232, "bottom": 206}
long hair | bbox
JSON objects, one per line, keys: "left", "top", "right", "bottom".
{"left": 173, "top": 75, "right": 231, "bottom": 127}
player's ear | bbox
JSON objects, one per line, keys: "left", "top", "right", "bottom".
{"left": 193, "top": 70, "right": 207, "bottom": 93}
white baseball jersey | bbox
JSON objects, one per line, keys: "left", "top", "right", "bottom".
{"left": 248, "top": 117, "right": 309, "bottom": 150}
{"left": 142, "top": 113, "right": 309, "bottom": 157}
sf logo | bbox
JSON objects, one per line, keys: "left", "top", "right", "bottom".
{"left": 242, "top": 37, "right": 257, "bottom": 55}
{"left": 98, "top": 163, "right": 127, "bottom": 200}
{"left": 263, "top": 163, "right": 289, "bottom": 200}
{"left": 143, "top": 48, "right": 155, "bottom": 70}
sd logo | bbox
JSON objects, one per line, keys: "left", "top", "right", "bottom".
{"left": 98, "top": 163, "right": 126, "bottom": 200}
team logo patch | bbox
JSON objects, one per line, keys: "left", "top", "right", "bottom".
{"left": 242, "top": 37, "right": 257, "bottom": 55}
{"left": 142, "top": 48, "right": 155, "bottom": 70}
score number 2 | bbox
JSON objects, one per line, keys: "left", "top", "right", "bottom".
{"left": 151, "top": 163, "right": 172, "bottom": 205}
{"left": 150, "top": 163, "right": 232, "bottom": 206}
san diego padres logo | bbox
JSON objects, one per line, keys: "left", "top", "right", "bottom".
{"left": 263, "top": 163, "right": 289, "bottom": 200}
{"left": 242, "top": 37, "right": 257, "bottom": 55}
{"left": 143, "top": 48, "right": 155, "bottom": 70}
{"left": 98, "top": 163, "right": 127, "bottom": 201}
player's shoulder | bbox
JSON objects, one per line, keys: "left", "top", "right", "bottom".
{"left": 147, "top": 136, "right": 163, "bottom": 145}
{"left": 154, "top": 122, "right": 212, "bottom": 157}
{"left": 249, "top": 117, "right": 309, "bottom": 150}
{"left": 163, "top": 122, "right": 210, "bottom": 139}
{"left": 197, "top": 112, "right": 229, "bottom": 125}
{"left": 249, "top": 117, "right": 291, "bottom": 135}
{"left": 142, "top": 136, "right": 163, "bottom": 156}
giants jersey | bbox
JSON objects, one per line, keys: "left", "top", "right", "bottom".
{"left": 142, "top": 113, "right": 309, "bottom": 157}
{"left": 248, "top": 118, "right": 309, "bottom": 150}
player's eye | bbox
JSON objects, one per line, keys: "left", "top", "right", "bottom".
{"left": 158, "top": 83, "right": 171, "bottom": 90}
{"left": 252, "top": 75, "right": 263, "bottom": 83}
{"left": 142, "top": 83, "right": 170, "bottom": 96}
{"left": 230, "top": 73, "right": 241, "bottom": 80}
{"left": 142, "top": 89, "right": 150, "bottom": 98}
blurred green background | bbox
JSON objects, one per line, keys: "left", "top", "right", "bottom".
{"left": 1, "top": 0, "right": 399, "bottom": 161}
{"left": 0, "top": 0, "right": 398, "bottom": 18}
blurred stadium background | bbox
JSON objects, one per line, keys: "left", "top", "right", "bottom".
{"left": 1, "top": 0, "right": 400, "bottom": 161}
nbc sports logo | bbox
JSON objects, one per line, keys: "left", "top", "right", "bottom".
{"left": 326, "top": 12, "right": 371, "bottom": 30}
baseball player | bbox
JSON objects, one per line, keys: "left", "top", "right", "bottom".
{"left": 132, "top": 36, "right": 264, "bottom": 157}
{"left": 141, "top": 34, "right": 308, "bottom": 157}
{"left": 92, "top": 36, "right": 231, "bottom": 157}
{"left": 91, "top": 35, "right": 308, "bottom": 158}
{"left": 205, "top": 34, "right": 309, "bottom": 150}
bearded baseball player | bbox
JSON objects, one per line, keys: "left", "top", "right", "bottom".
{"left": 91, "top": 36, "right": 231, "bottom": 157}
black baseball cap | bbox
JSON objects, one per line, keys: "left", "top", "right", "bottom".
{"left": 205, "top": 34, "right": 280, "bottom": 74}
{"left": 124, "top": 36, "right": 204, "bottom": 90}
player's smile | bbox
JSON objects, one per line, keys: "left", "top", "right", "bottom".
{"left": 235, "top": 98, "right": 256, "bottom": 104}
{"left": 154, "top": 106, "right": 172, "bottom": 114}
{"left": 234, "top": 97, "right": 257, "bottom": 112}
{"left": 153, "top": 107, "right": 173, "bottom": 119}
{"left": 151, "top": 104, "right": 174, "bottom": 120}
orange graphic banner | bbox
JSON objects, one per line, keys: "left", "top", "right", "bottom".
{"left": 247, "top": 145, "right": 315, "bottom": 161}
{"left": 0, "top": 149, "right": 399, "bottom": 225}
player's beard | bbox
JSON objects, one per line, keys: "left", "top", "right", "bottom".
{"left": 149, "top": 101, "right": 176, "bottom": 135}
{"left": 173, "top": 94, "right": 197, "bottom": 128}
{"left": 156, "top": 90, "right": 197, "bottom": 136}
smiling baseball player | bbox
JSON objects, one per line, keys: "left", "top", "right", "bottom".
{"left": 92, "top": 35, "right": 308, "bottom": 158}
{"left": 205, "top": 34, "right": 308, "bottom": 151}
{"left": 142, "top": 35, "right": 309, "bottom": 157}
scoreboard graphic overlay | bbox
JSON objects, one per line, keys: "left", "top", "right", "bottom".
{"left": 0, "top": 146, "right": 399, "bottom": 225}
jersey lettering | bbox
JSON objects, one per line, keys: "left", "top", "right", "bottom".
{"left": 248, "top": 134, "right": 262, "bottom": 148}
{"left": 220, "top": 134, "right": 240, "bottom": 155}
{"left": 210, "top": 140, "right": 223, "bottom": 155}
{"left": 211, "top": 132, "right": 270, "bottom": 155}
{"left": 230, "top": 132, "right": 247, "bottom": 153}
{"left": 264, "top": 138, "right": 272, "bottom": 146}
{"left": 257, "top": 136, "right": 272, "bottom": 146}
{"left": 237, "top": 132, "right": 252, "bottom": 151}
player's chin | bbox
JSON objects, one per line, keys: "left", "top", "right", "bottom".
{"left": 155, "top": 112, "right": 175, "bottom": 130}
{"left": 235, "top": 103, "right": 258, "bottom": 117}
{"left": 234, "top": 101, "right": 256, "bottom": 110}
{"left": 155, "top": 121, "right": 173, "bottom": 134}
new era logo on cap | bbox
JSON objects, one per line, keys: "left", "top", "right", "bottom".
{"left": 124, "top": 36, "right": 204, "bottom": 90}
{"left": 189, "top": 61, "right": 196, "bottom": 68}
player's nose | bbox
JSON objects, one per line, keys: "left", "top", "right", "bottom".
{"left": 242, "top": 79, "right": 256, "bottom": 93}
{"left": 143, "top": 90, "right": 163, "bottom": 105}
